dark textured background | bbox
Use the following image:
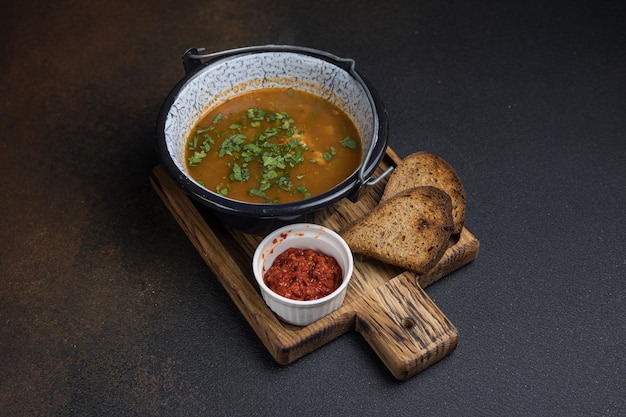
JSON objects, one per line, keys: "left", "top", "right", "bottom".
{"left": 1, "top": 0, "right": 624, "bottom": 416}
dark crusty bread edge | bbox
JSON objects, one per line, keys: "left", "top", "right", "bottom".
{"left": 340, "top": 186, "right": 454, "bottom": 274}
{"left": 381, "top": 151, "right": 466, "bottom": 235}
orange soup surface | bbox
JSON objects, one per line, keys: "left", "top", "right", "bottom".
{"left": 184, "top": 88, "right": 362, "bottom": 204}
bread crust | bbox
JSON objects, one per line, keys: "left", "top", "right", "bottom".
{"left": 340, "top": 186, "right": 453, "bottom": 274}
{"left": 381, "top": 152, "right": 466, "bottom": 234}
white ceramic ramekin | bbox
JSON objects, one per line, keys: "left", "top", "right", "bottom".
{"left": 252, "top": 223, "right": 354, "bottom": 326}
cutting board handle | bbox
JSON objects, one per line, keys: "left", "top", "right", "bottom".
{"left": 353, "top": 272, "right": 459, "bottom": 380}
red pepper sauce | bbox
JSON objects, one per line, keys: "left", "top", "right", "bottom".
{"left": 263, "top": 248, "right": 343, "bottom": 301}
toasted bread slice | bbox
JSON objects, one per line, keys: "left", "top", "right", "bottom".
{"left": 340, "top": 186, "right": 453, "bottom": 274}
{"left": 381, "top": 152, "right": 466, "bottom": 234}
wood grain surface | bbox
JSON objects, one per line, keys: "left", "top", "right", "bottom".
{"left": 150, "top": 148, "right": 479, "bottom": 380}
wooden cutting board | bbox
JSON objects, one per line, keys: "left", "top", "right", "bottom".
{"left": 150, "top": 147, "right": 479, "bottom": 380}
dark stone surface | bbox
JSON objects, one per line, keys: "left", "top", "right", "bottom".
{"left": 1, "top": 0, "right": 624, "bottom": 416}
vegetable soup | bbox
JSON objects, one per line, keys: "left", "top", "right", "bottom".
{"left": 184, "top": 88, "right": 362, "bottom": 204}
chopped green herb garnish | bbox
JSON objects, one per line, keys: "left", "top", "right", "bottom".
{"left": 248, "top": 188, "right": 268, "bottom": 199}
{"left": 200, "top": 135, "right": 214, "bottom": 152}
{"left": 339, "top": 136, "right": 357, "bottom": 149}
{"left": 323, "top": 146, "right": 337, "bottom": 161}
{"left": 246, "top": 108, "right": 265, "bottom": 121}
{"left": 293, "top": 185, "right": 308, "bottom": 195}
{"left": 229, "top": 162, "right": 250, "bottom": 182}
{"left": 212, "top": 113, "right": 224, "bottom": 124}
{"left": 187, "top": 150, "right": 207, "bottom": 166}
{"left": 218, "top": 133, "right": 247, "bottom": 157}
{"left": 216, "top": 184, "right": 229, "bottom": 196}
{"left": 196, "top": 126, "right": 213, "bottom": 134}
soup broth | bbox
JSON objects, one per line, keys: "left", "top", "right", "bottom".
{"left": 184, "top": 88, "right": 362, "bottom": 204}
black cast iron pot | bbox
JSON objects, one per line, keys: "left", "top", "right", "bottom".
{"left": 156, "top": 45, "right": 390, "bottom": 235}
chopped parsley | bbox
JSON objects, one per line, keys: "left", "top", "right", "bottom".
{"left": 339, "top": 136, "right": 357, "bottom": 149}
{"left": 323, "top": 146, "right": 337, "bottom": 161}
{"left": 187, "top": 150, "right": 207, "bottom": 166}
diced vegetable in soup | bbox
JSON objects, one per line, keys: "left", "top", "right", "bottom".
{"left": 184, "top": 88, "right": 361, "bottom": 204}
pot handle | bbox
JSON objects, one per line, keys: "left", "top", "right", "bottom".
{"left": 181, "top": 45, "right": 359, "bottom": 74}
{"left": 350, "top": 165, "right": 394, "bottom": 202}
